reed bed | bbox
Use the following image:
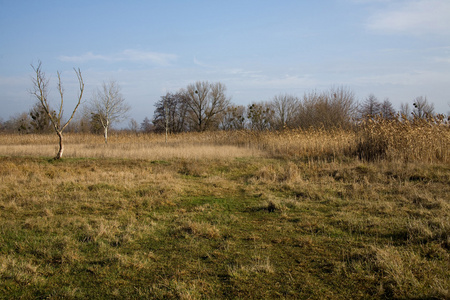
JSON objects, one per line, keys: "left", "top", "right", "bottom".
{"left": 1, "top": 117, "right": 449, "bottom": 163}
{"left": 357, "top": 115, "right": 450, "bottom": 163}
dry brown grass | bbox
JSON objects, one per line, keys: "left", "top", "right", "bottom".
{"left": 1, "top": 117, "right": 449, "bottom": 164}
{"left": 0, "top": 129, "right": 355, "bottom": 161}
{"left": 1, "top": 151, "right": 448, "bottom": 298}
{"left": 0, "top": 132, "right": 262, "bottom": 160}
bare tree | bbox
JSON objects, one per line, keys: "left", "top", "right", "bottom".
{"left": 183, "top": 81, "right": 231, "bottom": 131}
{"left": 128, "top": 118, "right": 139, "bottom": 134}
{"left": 400, "top": 102, "right": 411, "bottom": 120}
{"left": 297, "top": 87, "right": 357, "bottom": 129}
{"left": 380, "top": 98, "right": 396, "bottom": 119}
{"left": 412, "top": 96, "right": 434, "bottom": 119}
{"left": 247, "top": 102, "right": 274, "bottom": 131}
{"left": 220, "top": 105, "right": 247, "bottom": 130}
{"left": 90, "top": 80, "right": 130, "bottom": 144}
{"left": 31, "top": 61, "right": 84, "bottom": 159}
{"left": 326, "top": 86, "right": 357, "bottom": 127}
{"left": 269, "top": 93, "right": 300, "bottom": 130}
{"left": 140, "top": 117, "right": 153, "bottom": 133}
{"left": 2, "top": 112, "right": 31, "bottom": 133}
{"left": 359, "top": 94, "right": 381, "bottom": 120}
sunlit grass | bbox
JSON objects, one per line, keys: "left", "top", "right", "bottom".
{"left": 1, "top": 115, "right": 448, "bottom": 163}
{"left": 0, "top": 120, "right": 449, "bottom": 298}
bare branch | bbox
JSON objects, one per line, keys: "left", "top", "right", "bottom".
{"left": 61, "top": 68, "right": 84, "bottom": 132}
{"left": 57, "top": 71, "right": 64, "bottom": 123}
{"left": 30, "top": 61, "right": 84, "bottom": 159}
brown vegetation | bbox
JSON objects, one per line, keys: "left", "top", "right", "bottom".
{"left": 0, "top": 117, "right": 449, "bottom": 298}
{"left": 1, "top": 114, "right": 448, "bottom": 163}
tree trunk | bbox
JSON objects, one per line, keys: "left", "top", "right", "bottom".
{"left": 55, "top": 131, "right": 64, "bottom": 159}
{"left": 104, "top": 126, "right": 108, "bottom": 144}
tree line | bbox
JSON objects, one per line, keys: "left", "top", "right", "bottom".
{"left": 0, "top": 64, "right": 445, "bottom": 137}
{"left": 149, "top": 84, "right": 442, "bottom": 134}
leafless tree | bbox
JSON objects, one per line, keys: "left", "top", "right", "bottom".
{"left": 358, "top": 94, "right": 381, "bottom": 120}
{"left": 90, "top": 80, "right": 130, "bottom": 144}
{"left": 183, "top": 81, "right": 231, "bottom": 131}
{"left": 400, "top": 102, "right": 411, "bottom": 120}
{"left": 326, "top": 86, "right": 357, "bottom": 127}
{"left": 128, "top": 118, "right": 139, "bottom": 134}
{"left": 2, "top": 112, "right": 31, "bottom": 133}
{"left": 412, "top": 96, "right": 434, "bottom": 119}
{"left": 380, "top": 98, "right": 396, "bottom": 119}
{"left": 220, "top": 105, "right": 247, "bottom": 130}
{"left": 269, "top": 94, "right": 300, "bottom": 129}
{"left": 297, "top": 87, "right": 357, "bottom": 129}
{"left": 30, "top": 61, "right": 84, "bottom": 159}
{"left": 247, "top": 102, "right": 274, "bottom": 131}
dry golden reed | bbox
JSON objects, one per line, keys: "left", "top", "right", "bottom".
{"left": 357, "top": 115, "right": 450, "bottom": 163}
{"left": 1, "top": 117, "right": 448, "bottom": 163}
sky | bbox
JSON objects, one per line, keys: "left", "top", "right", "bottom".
{"left": 1, "top": 0, "right": 450, "bottom": 127}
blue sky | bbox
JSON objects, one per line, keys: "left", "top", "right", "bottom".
{"left": 1, "top": 0, "right": 450, "bottom": 126}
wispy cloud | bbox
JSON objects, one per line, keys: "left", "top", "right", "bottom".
{"left": 193, "top": 57, "right": 214, "bottom": 68}
{"left": 59, "top": 50, "right": 177, "bottom": 65}
{"left": 366, "top": 0, "right": 450, "bottom": 36}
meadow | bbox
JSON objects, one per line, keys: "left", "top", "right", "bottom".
{"left": 0, "top": 118, "right": 449, "bottom": 299}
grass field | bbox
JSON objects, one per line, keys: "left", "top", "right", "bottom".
{"left": 0, "top": 123, "right": 449, "bottom": 299}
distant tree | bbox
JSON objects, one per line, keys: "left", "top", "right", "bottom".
{"left": 359, "top": 94, "right": 381, "bottom": 120}
{"left": 4, "top": 112, "right": 31, "bottom": 133}
{"left": 400, "top": 102, "right": 411, "bottom": 120}
{"left": 324, "top": 86, "right": 357, "bottom": 127}
{"left": 0, "top": 116, "right": 11, "bottom": 133}
{"left": 18, "top": 113, "right": 31, "bottom": 133}
{"left": 412, "top": 96, "right": 434, "bottom": 119}
{"left": 182, "top": 81, "right": 231, "bottom": 131}
{"left": 269, "top": 93, "right": 300, "bottom": 129}
{"left": 153, "top": 92, "right": 188, "bottom": 133}
{"left": 128, "top": 118, "right": 139, "bottom": 133}
{"left": 29, "top": 101, "right": 56, "bottom": 133}
{"left": 298, "top": 87, "right": 357, "bottom": 128}
{"left": 220, "top": 105, "right": 247, "bottom": 130}
{"left": 30, "top": 61, "right": 84, "bottom": 159}
{"left": 140, "top": 117, "right": 154, "bottom": 133}
{"left": 247, "top": 102, "right": 274, "bottom": 131}
{"left": 90, "top": 80, "right": 130, "bottom": 144}
{"left": 64, "top": 106, "right": 92, "bottom": 133}
{"left": 89, "top": 113, "right": 105, "bottom": 134}
{"left": 380, "top": 98, "right": 396, "bottom": 119}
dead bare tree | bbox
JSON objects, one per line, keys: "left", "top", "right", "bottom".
{"left": 31, "top": 61, "right": 84, "bottom": 159}
{"left": 90, "top": 80, "right": 130, "bottom": 144}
